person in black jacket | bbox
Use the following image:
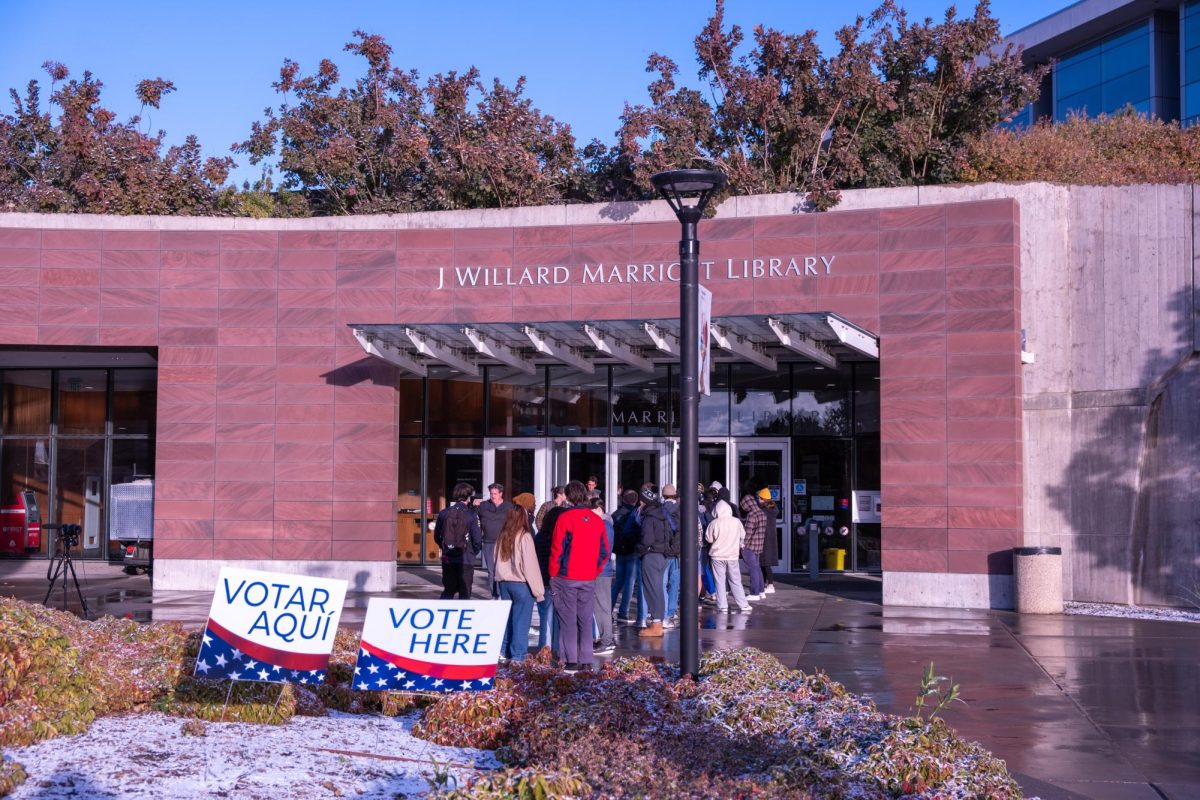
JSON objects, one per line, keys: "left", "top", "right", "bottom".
{"left": 476, "top": 482, "right": 514, "bottom": 599}
{"left": 610, "top": 490, "right": 645, "bottom": 624}
{"left": 533, "top": 498, "right": 569, "bottom": 655}
{"left": 433, "top": 482, "right": 483, "bottom": 599}
{"left": 636, "top": 483, "right": 671, "bottom": 638}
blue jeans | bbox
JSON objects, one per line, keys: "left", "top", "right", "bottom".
{"left": 664, "top": 557, "right": 680, "bottom": 619}
{"left": 612, "top": 553, "right": 646, "bottom": 622}
{"left": 499, "top": 581, "right": 535, "bottom": 661}
{"left": 536, "top": 582, "right": 559, "bottom": 655}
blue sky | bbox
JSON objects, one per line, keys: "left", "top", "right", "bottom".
{"left": 1, "top": 1, "right": 1051, "bottom": 186}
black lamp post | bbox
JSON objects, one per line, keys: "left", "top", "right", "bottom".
{"left": 650, "top": 168, "right": 726, "bottom": 680}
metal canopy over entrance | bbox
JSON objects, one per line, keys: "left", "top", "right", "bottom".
{"left": 350, "top": 314, "right": 878, "bottom": 379}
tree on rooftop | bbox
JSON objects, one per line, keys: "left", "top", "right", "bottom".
{"left": 237, "top": 31, "right": 581, "bottom": 215}
{"left": 615, "top": 0, "right": 1044, "bottom": 209}
{"left": 0, "top": 62, "right": 233, "bottom": 215}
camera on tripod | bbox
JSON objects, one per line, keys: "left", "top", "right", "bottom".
{"left": 57, "top": 523, "right": 81, "bottom": 550}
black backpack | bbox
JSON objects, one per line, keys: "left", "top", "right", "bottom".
{"left": 612, "top": 507, "right": 641, "bottom": 556}
{"left": 442, "top": 506, "right": 471, "bottom": 551}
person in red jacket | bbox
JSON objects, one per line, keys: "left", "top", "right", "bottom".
{"left": 549, "top": 479, "right": 611, "bottom": 673}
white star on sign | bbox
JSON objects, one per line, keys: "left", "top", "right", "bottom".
{"left": 360, "top": 648, "right": 368, "bottom": 657}
{"left": 228, "top": 670, "right": 240, "bottom": 680}
{"left": 202, "top": 634, "right": 212, "bottom": 647}
{"left": 387, "top": 662, "right": 398, "bottom": 671}
{"left": 354, "top": 666, "right": 360, "bottom": 675}
{"left": 459, "top": 680, "right": 473, "bottom": 689}
{"left": 376, "top": 677, "right": 388, "bottom": 687}
{"left": 358, "top": 682, "right": 370, "bottom": 690}
{"left": 195, "top": 659, "right": 210, "bottom": 674}
{"left": 258, "top": 669, "right": 270, "bottom": 680}
{"left": 245, "top": 659, "right": 257, "bottom": 670}
{"left": 367, "top": 664, "right": 379, "bottom": 674}
{"left": 431, "top": 678, "right": 444, "bottom": 688}
{"left": 403, "top": 680, "right": 416, "bottom": 689}
{"left": 315, "top": 673, "right": 324, "bottom": 684}
{"left": 214, "top": 654, "right": 228, "bottom": 668}
{"left": 480, "top": 677, "right": 491, "bottom": 685}
{"left": 230, "top": 648, "right": 242, "bottom": 661}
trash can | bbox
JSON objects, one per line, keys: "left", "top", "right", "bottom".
{"left": 1013, "top": 546, "right": 1063, "bottom": 613}
{"left": 823, "top": 548, "right": 847, "bottom": 571}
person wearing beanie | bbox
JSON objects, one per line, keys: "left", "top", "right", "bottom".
{"left": 610, "top": 489, "right": 646, "bottom": 626}
{"left": 756, "top": 487, "right": 780, "bottom": 595}
{"left": 660, "top": 484, "right": 682, "bottom": 627}
{"left": 636, "top": 483, "right": 671, "bottom": 638}
{"left": 740, "top": 492, "right": 768, "bottom": 600}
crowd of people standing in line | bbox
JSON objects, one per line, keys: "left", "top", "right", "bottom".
{"left": 431, "top": 476, "right": 781, "bottom": 673}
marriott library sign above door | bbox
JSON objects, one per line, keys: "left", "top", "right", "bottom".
{"left": 434, "top": 255, "right": 837, "bottom": 289}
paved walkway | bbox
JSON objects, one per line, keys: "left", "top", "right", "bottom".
{"left": 2, "top": 562, "right": 1197, "bottom": 799}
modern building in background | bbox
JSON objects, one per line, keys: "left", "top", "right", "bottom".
{"left": 1004, "top": 0, "right": 1200, "bottom": 125}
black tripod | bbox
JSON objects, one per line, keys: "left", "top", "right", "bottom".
{"left": 43, "top": 524, "right": 89, "bottom": 617}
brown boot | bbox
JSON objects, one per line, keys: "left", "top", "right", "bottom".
{"left": 639, "top": 621, "right": 664, "bottom": 638}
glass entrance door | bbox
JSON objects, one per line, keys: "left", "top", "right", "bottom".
{"left": 610, "top": 440, "right": 670, "bottom": 508}
{"left": 733, "top": 440, "right": 790, "bottom": 572}
{"left": 483, "top": 438, "right": 545, "bottom": 505}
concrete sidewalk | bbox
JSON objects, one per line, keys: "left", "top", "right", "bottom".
{"left": 2, "top": 562, "right": 1197, "bottom": 799}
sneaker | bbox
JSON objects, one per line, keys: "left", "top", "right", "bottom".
{"left": 563, "top": 662, "right": 579, "bottom": 674}
{"left": 616, "top": 615, "right": 637, "bottom": 624}
{"left": 747, "top": 593, "right": 764, "bottom": 601}
{"left": 498, "top": 655, "right": 510, "bottom": 664}
{"left": 595, "top": 643, "right": 616, "bottom": 655}
{"left": 735, "top": 605, "right": 753, "bottom": 614}
{"left": 716, "top": 607, "right": 729, "bottom": 613}
{"left": 765, "top": 585, "right": 776, "bottom": 594}
{"left": 699, "top": 595, "right": 716, "bottom": 605}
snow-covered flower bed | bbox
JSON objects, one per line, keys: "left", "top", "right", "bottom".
{"left": 0, "top": 597, "right": 1024, "bottom": 798}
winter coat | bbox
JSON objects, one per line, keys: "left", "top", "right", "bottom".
{"left": 718, "top": 488, "right": 740, "bottom": 519}
{"left": 740, "top": 495, "right": 767, "bottom": 554}
{"left": 534, "top": 505, "right": 567, "bottom": 584}
{"left": 549, "top": 504, "right": 611, "bottom": 581}
{"left": 661, "top": 500, "right": 682, "bottom": 558}
{"left": 433, "top": 502, "right": 483, "bottom": 566}
{"left": 636, "top": 503, "right": 672, "bottom": 557}
{"left": 494, "top": 530, "right": 545, "bottom": 602}
{"left": 704, "top": 501, "right": 745, "bottom": 561}
{"left": 598, "top": 514, "right": 616, "bottom": 577}
{"left": 477, "top": 499, "right": 514, "bottom": 544}
{"left": 535, "top": 499, "right": 560, "bottom": 532}
{"left": 759, "top": 500, "right": 780, "bottom": 568}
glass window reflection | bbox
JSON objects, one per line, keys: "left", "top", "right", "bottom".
{"left": 611, "top": 365, "right": 672, "bottom": 436}
{"left": 2, "top": 371, "right": 51, "bottom": 435}
{"left": 549, "top": 366, "right": 609, "bottom": 436}
{"left": 730, "top": 364, "right": 791, "bottom": 436}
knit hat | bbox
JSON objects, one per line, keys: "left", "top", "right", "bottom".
{"left": 639, "top": 484, "right": 659, "bottom": 504}
{"left": 513, "top": 492, "right": 535, "bottom": 512}
{"left": 709, "top": 481, "right": 723, "bottom": 490}
{"left": 757, "top": 487, "right": 773, "bottom": 501}
{"left": 661, "top": 483, "right": 677, "bottom": 499}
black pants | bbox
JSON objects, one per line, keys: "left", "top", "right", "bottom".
{"left": 440, "top": 562, "right": 475, "bottom": 599}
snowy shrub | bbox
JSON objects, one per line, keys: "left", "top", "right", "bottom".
{"left": 0, "top": 756, "right": 25, "bottom": 796}
{"left": 0, "top": 597, "right": 186, "bottom": 746}
{"left": 418, "top": 646, "right": 1023, "bottom": 799}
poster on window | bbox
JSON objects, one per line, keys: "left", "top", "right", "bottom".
{"left": 699, "top": 283, "right": 712, "bottom": 397}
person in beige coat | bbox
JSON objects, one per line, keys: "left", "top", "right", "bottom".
{"left": 704, "top": 500, "right": 752, "bottom": 614}
{"left": 495, "top": 506, "right": 546, "bottom": 662}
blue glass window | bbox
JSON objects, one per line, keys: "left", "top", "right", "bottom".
{"left": 1054, "top": 21, "right": 1151, "bottom": 121}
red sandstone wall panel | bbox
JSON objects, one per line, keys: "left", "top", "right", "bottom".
{"left": 2, "top": 195, "right": 1022, "bottom": 575}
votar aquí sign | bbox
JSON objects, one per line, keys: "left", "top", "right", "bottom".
{"left": 433, "top": 255, "right": 836, "bottom": 290}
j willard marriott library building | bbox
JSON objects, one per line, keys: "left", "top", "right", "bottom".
{"left": 0, "top": 0, "right": 1197, "bottom": 611}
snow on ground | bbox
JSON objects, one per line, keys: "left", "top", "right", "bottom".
{"left": 1065, "top": 600, "right": 1200, "bottom": 624}
{"left": 5, "top": 711, "right": 499, "bottom": 799}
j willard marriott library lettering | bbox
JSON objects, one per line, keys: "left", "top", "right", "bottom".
{"left": 0, "top": 177, "right": 1195, "bottom": 613}
{"left": 436, "top": 255, "right": 836, "bottom": 289}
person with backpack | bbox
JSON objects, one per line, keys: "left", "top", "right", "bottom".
{"left": 533, "top": 493, "right": 566, "bottom": 657}
{"left": 495, "top": 505, "right": 544, "bottom": 663}
{"left": 636, "top": 483, "right": 671, "bottom": 638}
{"left": 549, "top": 480, "right": 611, "bottom": 673}
{"left": 610, "top": 489, "right": 645, "bottom": 625}
{"left": 433, "top": 482, "right": 483, "bottom": 599}
{"left": 660, "top": 484, "right": 682, "bottom": 628}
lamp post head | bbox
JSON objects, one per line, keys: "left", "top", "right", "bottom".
{"left": 650, "top": 169, "right": 727, "bottom": 227}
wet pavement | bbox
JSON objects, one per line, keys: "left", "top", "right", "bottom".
{"left": 2, "top": 561, "right": 1198, "bottom": 799}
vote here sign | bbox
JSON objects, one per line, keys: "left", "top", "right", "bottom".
{"left": 354, "top": 599, "right": 510, "bottom": 693}
{"left": 194, "top": 567, "right": 348, "bottom": 685}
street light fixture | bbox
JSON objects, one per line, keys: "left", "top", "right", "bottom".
{"left": 650, "top": 168, "right": 726, "bottom": 680}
